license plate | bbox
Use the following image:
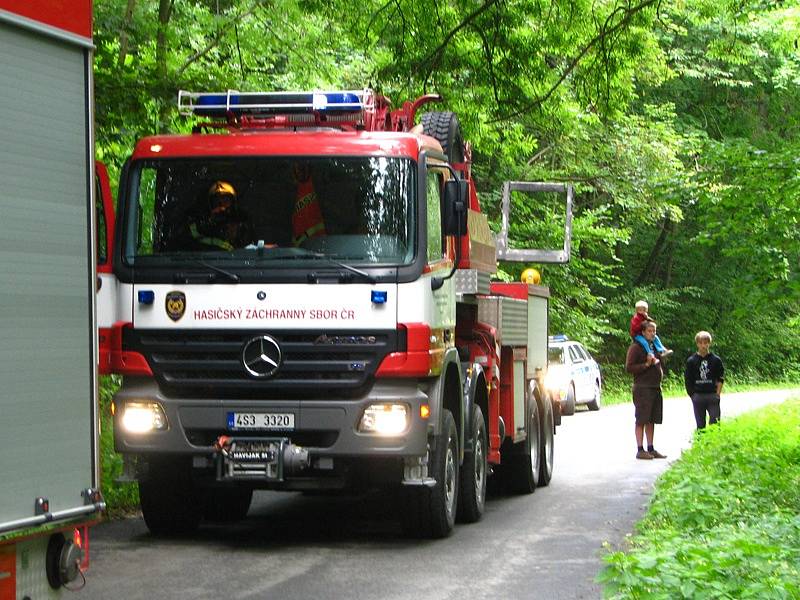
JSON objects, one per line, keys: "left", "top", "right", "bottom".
{"left": 227, "top": 412, "right": 295, "bottom": 431}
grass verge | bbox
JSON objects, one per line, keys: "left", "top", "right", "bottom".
{"left": 598, "top": 397, "right": 800, "bottom": 599}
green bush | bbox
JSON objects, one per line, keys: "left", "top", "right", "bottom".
{"left": 98, "top": 375, "right": 139, "bottom": 515}
{"left": 599, "top": 398, "right": 800, "bottom": 599}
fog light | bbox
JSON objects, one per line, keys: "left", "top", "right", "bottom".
{"left": 358, "top": 403, "right": 409, "bottom": 435}
{"left": 121, "top": 401, "right": 168, "bottom": 433}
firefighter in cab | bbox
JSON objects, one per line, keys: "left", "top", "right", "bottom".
{"left": 291, "top": 163, "right": 326, "bottom": 246}
{"left": 188, "top": 181, "right": 252, "bottom": 251}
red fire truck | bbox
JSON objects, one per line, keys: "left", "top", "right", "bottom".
{"left": 0, "top": 1, "right": 106, "bottom": 596}
{"left": 100, "top": 89, "right": 572, "bottom": 538}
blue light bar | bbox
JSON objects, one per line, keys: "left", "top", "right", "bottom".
{"left": 179, "top": 90, "right": 368, "bottom": 118}
{"left": 549, "top": 334, "right": 569, "bottom": 342}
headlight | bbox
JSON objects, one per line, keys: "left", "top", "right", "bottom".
{"left": 121, "top": 401, "right": 168, "bottom": 433}
{"left": 358, "top": 403, "right": 409, "bottom": 435}
{"left": 544, "top": 370, "right": 569, "bottom": 393}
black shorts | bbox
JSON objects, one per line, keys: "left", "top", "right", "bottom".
{"left": 632, "top": 385, "right": 663, "bottom": 425}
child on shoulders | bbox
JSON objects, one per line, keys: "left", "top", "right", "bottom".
{"left": 630, "top": 300, "right": 673, "bottom": 363}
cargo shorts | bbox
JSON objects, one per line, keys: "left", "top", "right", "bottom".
{"left": 632, "top": 385, "right": 663, "bottom": 425}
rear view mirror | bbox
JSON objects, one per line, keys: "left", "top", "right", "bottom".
{"left": 443, "top": 179, "right": 468, "bottom": 236}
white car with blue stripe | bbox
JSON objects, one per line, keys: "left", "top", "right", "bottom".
{"left": 545, "top": 335, "right": 602, "bottom": 415}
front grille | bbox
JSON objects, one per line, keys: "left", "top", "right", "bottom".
{"left": 124, "top": 329, "right": 399, "bottom": 399}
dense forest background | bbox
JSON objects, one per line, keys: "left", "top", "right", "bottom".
{"left": 93, "top": 0, "right": 800, "bottom": 382}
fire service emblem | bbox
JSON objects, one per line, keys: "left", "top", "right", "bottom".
{"left": 165, "top": 291, "right": 186, "bottom": 322}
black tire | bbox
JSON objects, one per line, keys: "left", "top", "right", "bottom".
{"left": 457, "top": 405, "right": 488, "bottom": 523}
{"left": 420, "top": 112, "right": 465, "bottom": 164}
{"left": 505, "top": 398, "right": 541, "bottom": 494}
{"left": 537, "top": 393, "right": 555, "bottom": 487}
{"left": 139, "top": 457, "right": 202, "bottom": 536}
{"left": 401, "top": 409, "right": 459, "bottom": 538}
{"left": 202, "top": 487, "right": 253, "bottom": 522}
{"left": 561, "top": 383, "right": 576, "bottom": 416}
{"left": 587, "top": 380, "right": 601, "bottom": 411}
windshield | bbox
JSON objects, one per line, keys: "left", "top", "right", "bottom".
{"left": 548, "top": 346, "right": 565, "bottom": 365}
{"left": 122, "top": 157, "right": 415, "bottom": 268}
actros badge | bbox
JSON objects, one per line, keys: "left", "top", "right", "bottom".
{"left": 165, "top": 291, "right": 186, "bottom": 322}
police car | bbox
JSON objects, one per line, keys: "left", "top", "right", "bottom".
{"left": 546, "top": 335, "right": 602, "bottom": 415}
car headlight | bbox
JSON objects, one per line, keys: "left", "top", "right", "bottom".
{"left": 358, "top": 403, "right": 409, "bottom": 435}
{"left": 121, "top": 401, "right": 168, "bottom": 433}
{"left": 544, "top": 371, "right": 569, "bottom": 394}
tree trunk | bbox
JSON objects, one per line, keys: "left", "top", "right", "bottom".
{"left": 635, "top": 217, "right": 672, "bottom": 285}
{"left": 117, "top": 0, "right": 138, "bottom": 68}
{"left": 156, "top": 0, "right": 174, "bottom": 129}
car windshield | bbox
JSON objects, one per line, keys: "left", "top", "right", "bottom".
{"left": 122, "top": 156, "right": 415, "bottom": 267}
{"left": 548, "top": 346, "right": 565, "bottom": 365}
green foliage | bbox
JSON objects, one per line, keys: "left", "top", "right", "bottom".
{"left": 90, "top": 0, "right": 800, "bottom": 498}
{"left": 98, "top": 376, "right": 139, "bottom": 515}
{"left": 599, "top": 398, "right": 800, "bottom": 598}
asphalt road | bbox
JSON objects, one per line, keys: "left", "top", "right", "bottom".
{"left": 80, "top": 388, "right": 798, "bottom": 600}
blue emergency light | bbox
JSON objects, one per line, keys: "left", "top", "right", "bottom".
{"left": 138, "top": 290, "right": 155, "bottom": 305}
{"left": 180, "top": 89, "right": 367, "bottom": 118}
{"left": 371, "top": 290, "right": 388, "bottom": 304}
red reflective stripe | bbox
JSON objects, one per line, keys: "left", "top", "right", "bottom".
{"left": 489, "top": 282, "right": 529, "bottom": 301}
{"left": 375, "top": 323, "right": 432, "bottom": 377}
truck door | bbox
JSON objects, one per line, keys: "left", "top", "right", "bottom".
{"left": 95, "top": 162, "right": 116, "bottom": 373}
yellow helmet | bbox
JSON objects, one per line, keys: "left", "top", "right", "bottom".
{"left": 521, "top": 268, "right": 541, "bottom": 285}
{"left": 208, "top": 180, "right": 236, "bottom": 198}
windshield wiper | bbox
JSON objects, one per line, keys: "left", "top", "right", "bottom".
{"left": 279, "top": 249, "right": 376, "bottom": 284}
{"left": 189, "top": 259, "right": 240, "bottom": 283}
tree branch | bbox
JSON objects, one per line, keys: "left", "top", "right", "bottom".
{"left": 417, "top": 0, "right": 502, "bottom": 81}
{"left": 494, "top": 0, "right": 660, "bottom": 122}
{"left": 176, "top": 1, "right": 264, "bottom": 78}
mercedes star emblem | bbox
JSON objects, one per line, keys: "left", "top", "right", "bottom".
{"left": 242, "top": 335, "right": 282, "bottom": 378}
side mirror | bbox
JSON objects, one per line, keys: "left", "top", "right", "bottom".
{"left": 442, "top": 179, "right": 468, "bottom": 236}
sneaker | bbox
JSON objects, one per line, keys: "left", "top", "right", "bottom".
{"left": 636, "top": 450, "right": 653, "bottom": 460}
{"left": 660, "top": 349, "right": 674, "bottom": 359}
{"left": 648, "top": 450, "right": 667, "bottom": 459}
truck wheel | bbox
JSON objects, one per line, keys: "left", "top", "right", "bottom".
{"left": 457, "top": 405, "right": 487, "bottom": 523}
{"left": 506, "top": 398, "right": 541, "bottom": 494}
{"left": 587, "top": 381, "right": 601, "bottom": 411}
{"left": 139, "top": 457, "right": 202, "bottom": 536}
{"left": 537, "top": 395, "right": 555, "bottom": 487}
{"left": 420, "top": 112, "right": 465, "bottom": 164}
{"left": 202, "top": 487, "right": 253, "bottom": 522}
{"left": 401, "top": 409, "right": 459, "bottom": 538}
{"left": 561, "top": 383, "right": 576, "bottom": 416}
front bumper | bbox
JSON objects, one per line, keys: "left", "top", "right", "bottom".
{"left": 113, "top": 377, "right": 431, "bottom": 460}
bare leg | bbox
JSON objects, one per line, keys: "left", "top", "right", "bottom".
{"left": 644, "top": 423, "right": 655, "bottom": 447}
{"left": 635, "top": 423, "right": 644, "bottom": 448}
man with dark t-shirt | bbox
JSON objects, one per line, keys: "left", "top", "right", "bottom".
{"left": 684, "top": 330, "right": 725, "bottom": 430}
{"left": 625, "top": 321, "right": 667, "bottom": 460}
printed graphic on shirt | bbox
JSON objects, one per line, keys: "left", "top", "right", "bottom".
{"left": 699, "top": 359, "right": 709, "bottom": 381}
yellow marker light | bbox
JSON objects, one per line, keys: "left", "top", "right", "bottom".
{"left": 359, "top": 403, "right": 409, "bottom": 435}
{"left": 110, "top": 400, "right": 116, "bottom": 416}
{"left": 420, "top": 404, "right": 431, "bottom": 419}
{"left": 121, "top": 402, "right": 168, "bottom": 434}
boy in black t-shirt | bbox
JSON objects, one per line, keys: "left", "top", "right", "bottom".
{"left": 684, "top": 331, "right": 725, "bottom": 430}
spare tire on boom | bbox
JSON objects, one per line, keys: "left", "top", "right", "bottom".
{"left": 420, "top": 111, "right": 465, "bottom": 165}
